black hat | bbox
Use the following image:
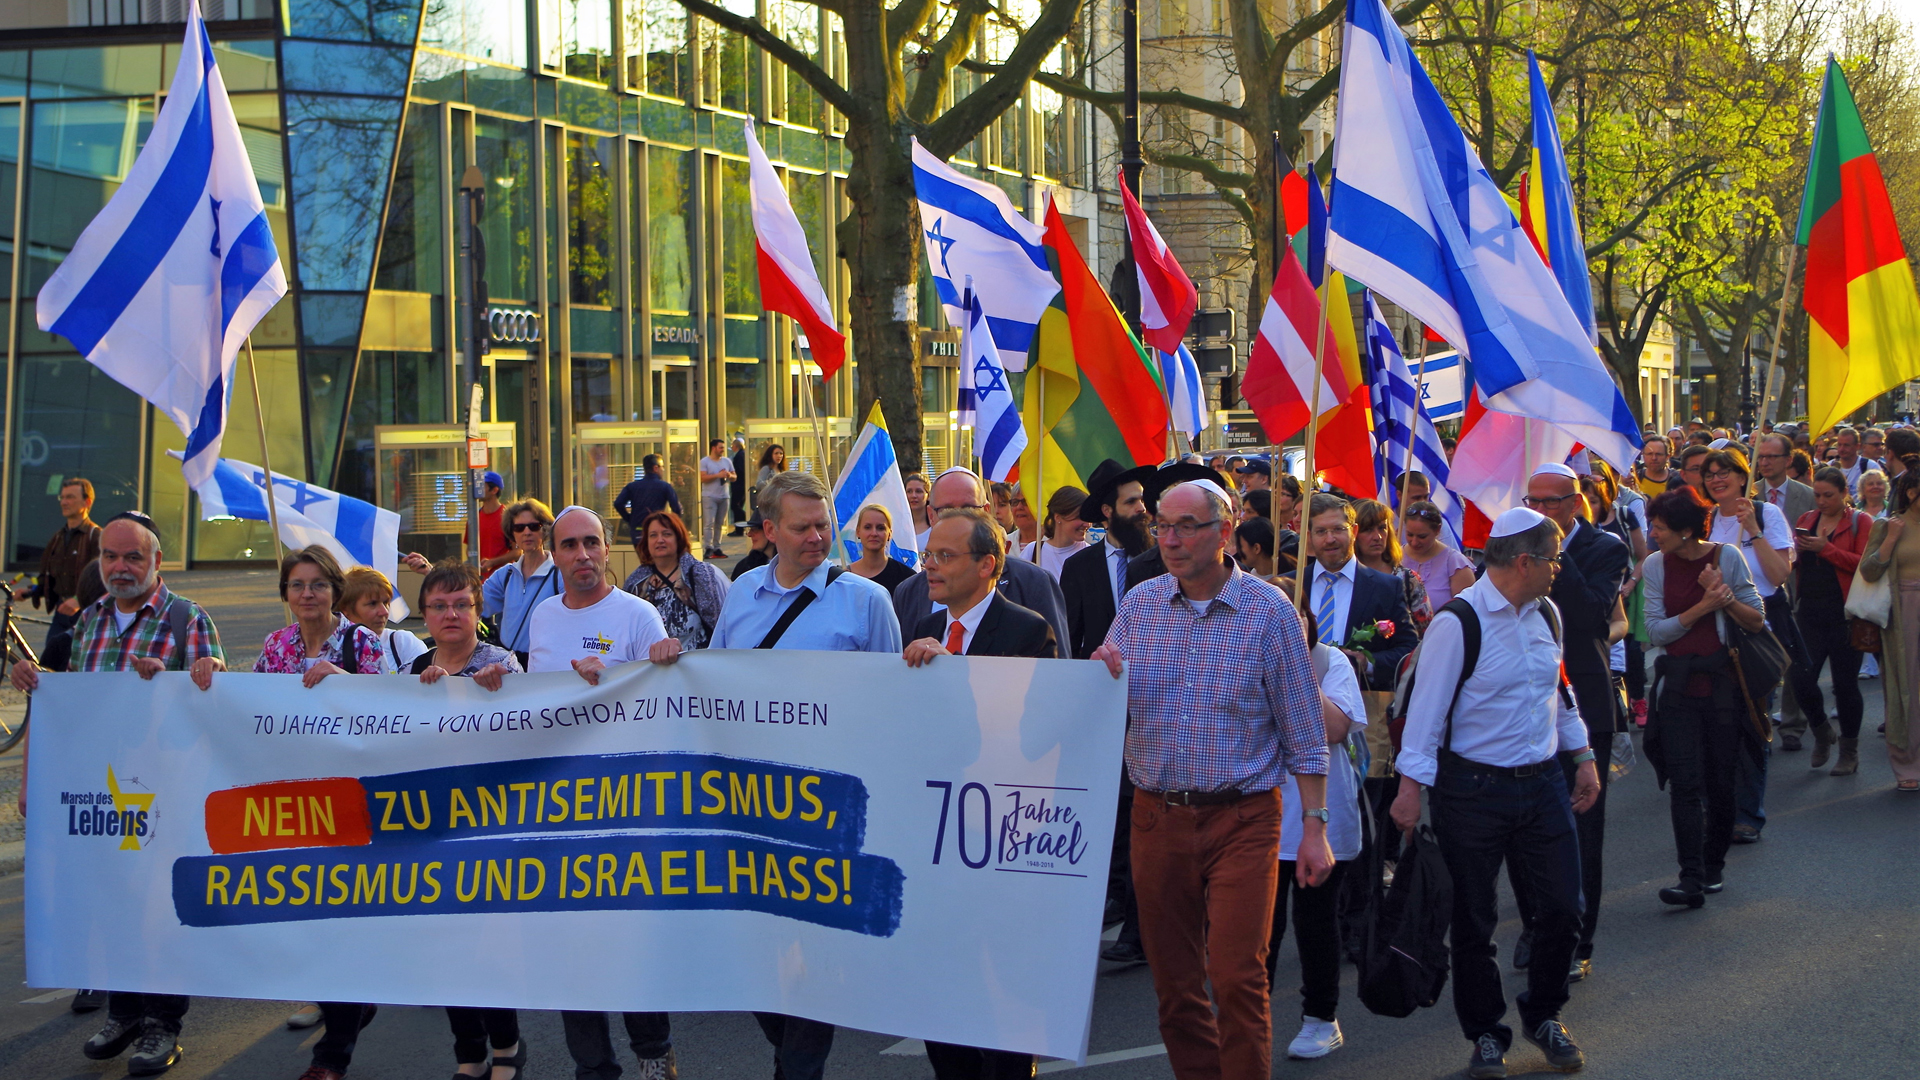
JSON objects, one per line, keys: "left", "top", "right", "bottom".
{"left": 1235, "top": 459, "right": 1272, "bottom": 476}
{"left": 1144, "top": 462, "right": 1227, "bottom": 513}
{"left": 1079, "top": 459, "right": 1157, "bottom": 525}
{"left": 107, "top": 510, "right": 160, "bottom": 534}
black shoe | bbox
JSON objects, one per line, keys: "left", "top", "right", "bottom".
{"left": 126, "top": 1020, "right": 182, "bottom": 1076}
{"left": 71, "top": 988, "right": 106, "bottom": 1013}
{"left": 1568, "top": 957, "right": 1591, "bottom": 983}
{"left": 1780, "top": 734, "right": 1802, "bottom": 751}
{"left": 1100, "top": 941, "right": 1147, "bottom": 965}
{"left": 1659, "top": 882, "right": 1706, "bottom": 908}
{"left": 1467, "top": 1033, "right": 1507, "bottom": 1078}
{"left": 1731, "top": 825, "right": 1761, "bottom": 844}
{"left": 491, "top": 1038, "right": 529, "bottom": 1080}
{"left": 1512, "top": 929, "right": 1534, "bottom": 971}
{"left": 83, "top": 1017, "right": 142, "bottom": 1060}
{"left": 1103, "top": 897, "right": 1123, "bottom": 928}
{"left": 1523, "top": 1018, "right": 1585, "bottom": 1072}
{"left": 1703, "top": 871, "right": 1725, "bottom": 894}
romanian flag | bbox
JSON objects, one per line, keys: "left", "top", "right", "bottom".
{"left": 1016, "top": 197, "right": 1170, "bottom": 509}
{"left": 1800, "top": 59, "right": 1920, "bottom": 436}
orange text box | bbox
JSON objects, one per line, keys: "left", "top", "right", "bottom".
{"left": 205, "top": 778, "right": 372, "bottom": 854}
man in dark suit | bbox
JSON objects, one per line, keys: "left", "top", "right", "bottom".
{"left": 893, "top": 468, "right": 1069, "bottom": 649}
{"left": 1060, "top": 459, "right": 1156, "bottom": 660}
{"left": 1511, "top": 463, "right": 1630, "bottom": 981}
{"left": 1299, "top": 494, "right": 1417, "bottom": 691}
{"left": 901, "top": 508, "right": 1050, "bottom": 1080}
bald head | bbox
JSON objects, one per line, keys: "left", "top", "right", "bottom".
{"left": 929, "top": 469, "right": 988, "bottom": 512}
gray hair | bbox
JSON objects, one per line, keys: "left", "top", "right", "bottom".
{"left": 938, "top": 507, "right": 1005, "bottom": 581}
{"left": 1483, "top": 519, "right": 1562, "bottom": 568}
{"left": 758, "top": 469, "right": 832, "bottom": 525}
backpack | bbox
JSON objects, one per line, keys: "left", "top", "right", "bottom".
{"left": 1357, "top": 823, "right": 1453, "bottom": 1017}
{"left": 1385, "top": 595, "right": 1566, "bottom": 753}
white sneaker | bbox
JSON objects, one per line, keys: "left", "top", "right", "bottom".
{"left": 1287, "top": 1018, "right": 1343, "bottom": 1059}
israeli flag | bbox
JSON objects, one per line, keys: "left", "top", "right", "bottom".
{"left": 830, "top": 404, "right": 921, "bottom": 569}
{"left": 1364, "top": 293, "right": 1464, "bottom": 549}
{"left": 911, "top": 139, "right": 1058, "bottom": 371}
{"left": 193, "top": 456, "right": 408, "bottom": 619}
{"left": 1160, "top": 343, "right": 1209, "bottom": 436}
{"left": 1328, "top": 0, "right": 1639, "bottom": 471}
{"left": 957, "top": 286, "right": 1027, "bottom": 482}
{"left": 36, "top": 1, "right": 287, "bottom": 490}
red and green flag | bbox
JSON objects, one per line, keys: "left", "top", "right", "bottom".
{"left": 1016, "top": 198, "right": 1169, "bottom": 509}
{"left": 1799, "top": 58, "right": 1920, "bottom": 435}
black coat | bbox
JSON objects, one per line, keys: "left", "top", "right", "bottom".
{"left": 893, "top": 557, "right": 1069, "bottom": 654}
{"left": 913, "top": 595, "right": 1057, "bottom": 659}
{"left": 1061, "top": 543, "right": 1132, "bottom": 659}
{"left": 1551, "top": 519, "right": 1631, "bottom": 678}
{"left": 1300, "top": 560, "right": 1419, "bottom": 690}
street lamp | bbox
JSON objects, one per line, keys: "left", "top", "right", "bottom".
{"left": 457, "top": 165, "right": 488, "bottom": 568}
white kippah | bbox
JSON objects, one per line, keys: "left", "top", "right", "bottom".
{"left": 1490, "top": 506, "right": 1550, "bottom": 538}
{"left": 553, "top": 505, "right": 604, "bottom": 534}
{"left": 1530, "top": 462, "right": 1578, "bottom": 480}
{"left": 1708, "top": 438, "right": 1733, "bottom": 450}
{"left": 1172, "top": 479, "right": 1235, "bottom": 506}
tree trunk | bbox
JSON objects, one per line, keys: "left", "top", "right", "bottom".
{"left": 840, "top": 123, "right": 926, "bottom": 471}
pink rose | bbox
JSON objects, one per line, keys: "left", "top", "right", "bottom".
{"left": 1376, "top": 620, "right": 1397, "bottom": 639}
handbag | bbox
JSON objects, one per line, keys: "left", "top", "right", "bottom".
{"left": 1845, "top": 548, "right": 1891, "bottom": 629}
{"left": 1849, "top": 618, "right": 1883, "bottom": 655}
{"left": 1713, "top": 544, "right": 1786, "bottom": 746}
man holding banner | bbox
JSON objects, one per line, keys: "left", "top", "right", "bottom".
{"left": 11, "top": 512, "right": 224, "bottom": 1077}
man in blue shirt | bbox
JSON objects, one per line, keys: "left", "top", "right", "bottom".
{"left": 612, "top": 454, "right": 683, "bottom": 542}
{"left": 646, "top": 469, "right": 898, "bottom": 1080}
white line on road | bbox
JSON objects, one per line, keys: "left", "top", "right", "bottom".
{"left": 19, "top": 989, "right": 75, "bottom": 1004}
{"left": 880, "top": 1039, "right": 1167, "bottom": 1073}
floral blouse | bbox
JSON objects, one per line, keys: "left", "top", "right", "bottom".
{"left": 413, "top": 640, "right": 524, "bottom": 677}
{"left": 1395, "top": 565, "right": 1435, "bottom": 633}
{"left": 252, "top": 613, "right": 384, "bottom": 674}
{"left": 623, "top": 553, "right": 730, "bottom": 650}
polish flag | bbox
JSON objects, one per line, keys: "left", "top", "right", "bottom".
{"left": 1242, "top": 242, "right": 1344, "bottom": 441}
{"left": 745, "top": 118, "right": 845, "bottom": 378}
{"left": 1119, "top": 172, "right": 1197, "bottom": 354}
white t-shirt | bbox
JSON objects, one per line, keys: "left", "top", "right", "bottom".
{"left": 112, "top": 606, "right": 138, "bottom": 636}
{"left": 1020, "top": 538, "right": 1087, "bottom": 582}
{"left": 377, "top": 627, "right": 430, "bottom": 674}
{"left": 1709, "top": 501, "right": 1791, "bottom": 598}
{"left": 527, "top": 587, "right": 667, "bottom": 674}
{"left": 1280, "top": 642, "right": 1368, "bottom": 862}
{"left": 699, "top": 455, "right": 731, "bottom": 497}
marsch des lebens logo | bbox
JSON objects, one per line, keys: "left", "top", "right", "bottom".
{"left": 580, "top": 632, "right": 614, "bottom": 655}
{"left": 61, "top": 766, "right": 155, "bottom": 851}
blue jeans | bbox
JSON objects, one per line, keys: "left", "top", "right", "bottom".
{"left": 561, "top": 1011, "right": 670, "bottom": 1080}
{"left": 1429, "top": 755, "right": 1583, "bottom": 1049}
{"left": 1735, "top": 692, "right": 1772, "bottom": 832}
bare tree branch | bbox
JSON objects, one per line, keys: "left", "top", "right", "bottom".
{"left": 906, "top": 0, "right": 989, "bottom": 124}
{"left": 886, "top": 0, "right": 942, "bottom": 61}
{"left": 674, "top": 0, "right": 861, "bottom": 119}
{"left": 922, "top": 0, "right": 1087, "bottom": 157}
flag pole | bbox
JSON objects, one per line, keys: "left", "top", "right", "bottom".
{"left": 1292, "top": 278, "right": 1330, "bottom": 608}
{"left": 243, "top": 336, "right": 291, "bottom": 621}
{"left": 1397, "top": 335, "right": 1433, "bottom": 537}
{"left": 797, "top": 340, "right": 839, "bottom": 566}
{"left": 1758, "top": 242, "right": 1802, "bottom": 429}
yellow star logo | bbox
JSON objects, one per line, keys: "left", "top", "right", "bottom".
{"left": 105, "top": 766, "right": 153, "bottom": 852}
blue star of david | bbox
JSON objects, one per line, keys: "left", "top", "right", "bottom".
{"left": 972, "top": 355, "right": 1007, "bottom": 397}
{"left": 925, "top": 217, "right": 958, "bottom": 278}
{"left": 208, "top": 195, "right": 223, "bottom": 257}
{"left": 253, "top": 471, "right": 332, "bottom": 515}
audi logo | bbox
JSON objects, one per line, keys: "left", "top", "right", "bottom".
{"left": 487, "top": 308, "right": 542, "bottom": 343}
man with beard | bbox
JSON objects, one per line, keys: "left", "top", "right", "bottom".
{"left": 890, "top": 469, "right": 1069, "bottom": 649}
{"left": 11, "top": 511, "right": 224, "bottom": 1077}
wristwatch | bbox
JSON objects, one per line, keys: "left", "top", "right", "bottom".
{"left": 1570, "top": 748, "right": 1597, "bottom": 765}
{"left": 1301, "top": 807, "right": 1330, "bottom": 824}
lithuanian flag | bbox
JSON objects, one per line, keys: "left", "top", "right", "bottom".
{"left": 1016, "top": 199, "right": 1170, "bottom": 508}
{"left": 1800, "top": 59, "right": 1920, "bottom": 436}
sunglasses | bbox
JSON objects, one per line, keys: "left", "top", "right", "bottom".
{"left": 512, "top": 521, "right": 546, "bottom": 532}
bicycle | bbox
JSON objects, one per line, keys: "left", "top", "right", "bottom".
{"left": 2, "top": 579, "right": 43, "bottom": 754}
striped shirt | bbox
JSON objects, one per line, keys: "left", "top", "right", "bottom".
{"left": 1106, "top": 563, "right": 1328, "bottom": 793}
{"left": 69, "top": 583, "right": 224, "bottom": 674}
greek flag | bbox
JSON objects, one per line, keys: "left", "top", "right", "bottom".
{"left": 957, "top": 286, "right": 1027, "bottom": 482}
{"left": 830, "top": 404, "right": 921, "bottom": 568}
{"left": 1364, "top": 293, "right": 1464, "bottom": 549}
{"left": 1328, "top": 0, "right": 1638, "bottom": 471}
{"left": 36, "top": 1, "right": 287, "bottom": 490}
{"left": 1160, "top": 343, "right": 1209, "bottom": 436}
{"left": 911, "top": 139, "right": 1058, "bottom": 371}
{"left": 191, "top": 456, "right": 408, "bottom": 618}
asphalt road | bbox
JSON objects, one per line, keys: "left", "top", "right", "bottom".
{"left": 0, "top": 570, "right": 1915, "bottom": 1080}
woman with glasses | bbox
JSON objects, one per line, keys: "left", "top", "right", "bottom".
{"left": 481, "top": 498, "right": 560, "bottom": 670}
{"left": 409, "top": 562, "right": 526, "bottom": 1080}
{"left": 1018, "top": 486, "right": 1090, "bottom": 581}
{"left": 847, "top": 504, "right": 916, "bottom": 593}
{"left": 1642, "top": 486, "right": 1767, "bottom": 906}
{"left": 1400, "top": 501, "right": 1474, "bottom": 608}
{"left": 623, "top": 511, "right": 730, "bottom": 651}
{"left": 1787, "top": 467, "right": 1871, "bottom": 775}
{"left": 1857, "top": 456, "right": 1920, "bottom": 791}
{"left": 1351, "top": 498, "right": 1435, "bottom": 632}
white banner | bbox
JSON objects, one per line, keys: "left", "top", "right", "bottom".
{"left": 24, "top": 652, "right": 1126, "bottom": 1060}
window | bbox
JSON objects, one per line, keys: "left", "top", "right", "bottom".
{"left": 375, "top": 104, "right": 442, "bottom": 294}
{"left": 697, "top": 5, "right": 755, "bottom": 113}
{"left": 766, "top": 1, "right": 820, "bottom": 129}
{"left": 541, "top": 0, "right": 614, "bottom": 84}
{"left": 1158, "top": 0, "right": 1189, "bottom": 36}
{"left": 648, "top": 145, "right": 694, "bottom": 312}
{"left": 625, "top": 0, "right": 689, "bottom": 99}
{"left": 568, "top": 131, "right": 617, "bottom": 306}
{"left": 25, "top": 97, "right": 154, "bottom": 294}
{"left": 285, "top": 93, "right": 405, "bottom": 291}
{"left": 786, "top": 168, "right": 825, "bottom": 282}
{"left": 720, "top": 156, "right": 756, "bottom": 315}
{"left": 420, "top": 0, "right": 529, "bottom": 68}
{"left": 466, "top": 115, "right": 536, "bottom": 303}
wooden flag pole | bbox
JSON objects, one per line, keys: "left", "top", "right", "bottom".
{"left": 1396, "top": 335, "right": 1434, "bottom": 538}
{"left": 244, "top": 336, "right": 291, "bottom": 622}
{"left": 1759, "top": 243, "right": 1802, "bottom": 429}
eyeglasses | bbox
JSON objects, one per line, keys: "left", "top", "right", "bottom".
{"left": 930, "top": 503, "right": 987, "bottom": 514}
{"left": 1149, "top": 518, "right": 1222, "bottom": 540}
{"left": 1520, "top": 493, "right": 1580, "bottom": 508}
{"left": 921, "top": 549, "right": 986, "bottom": 567}
{"left": 512, "top": 521, "right": 545, "bottom": 532}
{"left": 1701, "top": 469, "right": 1738, "bottom": 481}
{"left": 1526, "top": 552, "right": 1564, "bottom": 567}
{"left": 1407, "top": 508, "right": 1442, "bottom": 524}
{"left": 285, "top": 580, "right": 333, "bottom": 595}
{"left": 425, "top": 601, "right": 476, "bottom": 615}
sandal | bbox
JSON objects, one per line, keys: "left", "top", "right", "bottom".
{"left": 491, "top": 1040, "right": 527, "bottom": 1080}
{"left": 1896, "top": 780, "right": 1920, "bottom": 793}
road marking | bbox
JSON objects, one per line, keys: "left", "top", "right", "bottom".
{"left": 20, "top": 989, "right": 75, "bottom": 1004}
{"left": 880, "top": 1039, "right": 1167, "bottom": 1073}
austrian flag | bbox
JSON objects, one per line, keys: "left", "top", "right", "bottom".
{"left": 745, "top": 119, "right": 845, "bottom": 378}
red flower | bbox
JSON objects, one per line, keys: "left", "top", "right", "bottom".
{"left": 1376, "top": 620, "right": 1397, "bottom": 639}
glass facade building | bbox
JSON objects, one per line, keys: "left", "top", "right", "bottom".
{"left": 0, "top": 0, "right": 1097, "bottom": 567}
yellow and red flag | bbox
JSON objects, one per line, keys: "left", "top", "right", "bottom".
{"left": 1800, "top": 59, "right": 1920, "bottom": 435}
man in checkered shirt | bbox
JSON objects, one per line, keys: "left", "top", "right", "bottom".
{"left": 10, "top": 511, "right": 223, "bottom": 1077}
{"left": 1091, "top": 481, "right": 1332, "bottom": 1080}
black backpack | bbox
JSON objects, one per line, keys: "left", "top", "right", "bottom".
{"left": 1357, "top": 823, "right": 1453, "bottom": 1017}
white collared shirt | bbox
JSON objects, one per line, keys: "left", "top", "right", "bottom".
{"left": 1313, "top": 556, "right": 1359, "bottom": 646}
{"left": 1396, "top": 576, "right": 1587, "bottom": 785}
{"left": 942, "top": 591, "right": 997, "bottom": 655}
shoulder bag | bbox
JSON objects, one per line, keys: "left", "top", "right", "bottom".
{"left": 1712, "top": 544, "right": 1785, "bottom": 746}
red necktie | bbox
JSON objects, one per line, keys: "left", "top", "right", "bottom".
{"left": 946, "top": 620, "right": 966, "bottom": 655}
{"left": 1767, "top": 485, "right": 1782, "bottom": 506}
